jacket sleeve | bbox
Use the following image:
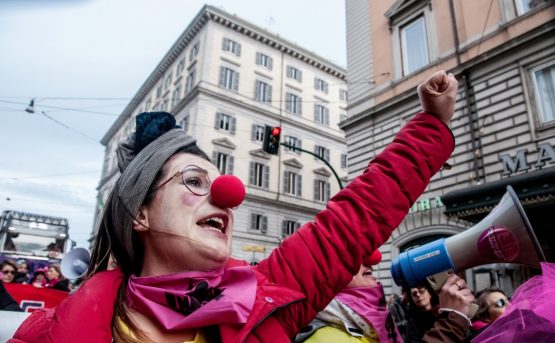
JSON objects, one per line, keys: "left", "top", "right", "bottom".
{"left": 8, "top": 269, "right": 122, "bottom": 343}
{"left": 257, "top": 113, "right": 455, "bottom": 332}
{"left": 422, "top": 311, "right": 470, "bottom": 343}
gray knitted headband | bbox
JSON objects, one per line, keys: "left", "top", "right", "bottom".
{"left": 111, "top": 112, "right": 196, "bottom": 261}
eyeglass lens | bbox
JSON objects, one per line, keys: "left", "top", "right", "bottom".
{"left": 495, "top": 298, "right": 507, "bottom": 308}
{"left": 2, "top": 269, "right": 15, "bottom": 275}
{"left": 181, "top": 166, "right": 211, "bottom": 195}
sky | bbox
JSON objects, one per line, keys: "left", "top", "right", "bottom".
{"left": 0, "top": 0, "right": 347, "bottom": 249}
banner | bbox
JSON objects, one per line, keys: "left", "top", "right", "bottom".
{"left": 4, "top": 283, "right": 68, "bottom": 312}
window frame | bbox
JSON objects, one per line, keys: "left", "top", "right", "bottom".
{"left": 222, "top": 38, "right": 241, "bottom": 56}
{"left": 530, "top": 59, "right": 555, "bottom": 127}
{"left": 285, "top": 92, "right": 302, "bottom": 115}
{"left": 219, "top": 66, "right": 239, "bottom": 92}
{"left": 400, "top": 15, "right": 430, "bottom": 76}
{"left": 255, "top": 80, "right": 272, "bottom": 103}
{"left": 283, "top": 170, "right": 302, "bottom": 197}
{"left": 249, "top": 161, "right": 269, "bottom": 189}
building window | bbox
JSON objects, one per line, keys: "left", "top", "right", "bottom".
{"left": 185, "top": 68, "right": 196, "bottom": 95}
{"left": 256, "top": 52, "right": 273, "bottom": 70}
{"left": 180, "top": 115, "right": 189, "bottom": 133}
{"left": 212, "top": 151, "right": 234, "bottom": 175}
{"left": 145, "top": 99, "right": 151, "bottom": 111}
{"left": 215, "top": 112, "right": 236, "bottom": 134}
{"left": 255, "top": 80, "right": 272, "bottom": 103}
{"left": 249, "top": 162, "right": 269, "bottom": 189}
{"left": 281, "top": 220, "right": 300, "bottom": 238}
{"left": 222, "top": 38, "right": 241, "bottom": 56}
{"left": 314, "top": 145, "right": 330, "bottom": 162}
{"left": 285, "top": 92, "right": 302, "bottom": 115}
{"left": 341, "top": 153, "right": 348, "bottom": 169}
{"left": 219, "top": 66, "right": 239, "bottom": 91}
{"left": 156, "top": 85, "right": 162, "bottom": 98}
{"left": 314, "top": 179, "right": 331, "bottom": 202}
{"left": 164, "top": 73, "right": 173, "bottom": 89}
{"left": 283, "top": 171, "right": 302, "bottom": 196}
{"left": 401, "top": 16, "right": 429, "bottom": 75}
{"left": 515, "top": 0, "right": 549, "bottom": 15}
{"left": 339, "top": 89, "right": 348, "bottom": 101}
{"left": 176, "top": 59, "right": 185, "bottom": 76}
{"left": 172, "top": 86, "right": 181, "bottom": 108}
{"left": 314, "top": 104, "right": 330, "bottom": 125}
{"left": 287, "top": 65, "right": 302, "bottom": 82}
{"left": 250, "top": 213, "right": 268, "bottom": 234}
{"left": 251, "top": 124, "right": 265, "bottom": 142}
{"left": 284, "top": 135, "right": 302, "bottom": 153}
{"left": 189, "top": 41, "right": 200, "bottom": 61}
{"left": 532, "top": 62, "right": 555, "bottom": 125}
{"left": 314, "top": 78, "right": 329, "bottom": 93}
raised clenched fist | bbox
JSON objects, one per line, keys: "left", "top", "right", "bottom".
{"left": 417, "top": 70, "right": 458, "bottom": 124}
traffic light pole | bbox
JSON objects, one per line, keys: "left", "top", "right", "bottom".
{"left": 280, "top": 143, "right": 344, "bottom": 190}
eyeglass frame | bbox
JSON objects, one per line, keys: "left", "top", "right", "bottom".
{"left": 154, "top": 164, "right": 212, "bottom": 196}
{"left": 1, "top": 269, "right": 16, "bottom": 275}
{"left": 490, "top": 298, "right": 508, "bottom": 309}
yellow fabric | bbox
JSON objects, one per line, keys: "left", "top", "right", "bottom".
{"left": 303, "top": 326, "right": 379, "bottom": 343}
{"left": 116, "top": 316, "right": 206, "bottom": 343}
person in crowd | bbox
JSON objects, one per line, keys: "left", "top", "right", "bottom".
{"left": 45, "top": 264, "right": 70, "bottom": 292}
{"left": 30, "top": 267, "right": 47, "bottom": 288}
{"left": 466, "top": 288, "right": 508, "bottom": 340}
{"left": 388, "top": 289, "right": 409, "bottom": 341}
{"left": 1, "top": 260, "right": 17, "bottom": 284}
{"left": 14, "top": 259, "right": 30, "bottom": 284}
{"left": 404, "top": 283, "right": 439, "bottom": 342}
{"left": 0, "top": 278, "right": 22, "bottom": 312}
{"left": 11, "top": 70, "right": 458, "bottom": 342}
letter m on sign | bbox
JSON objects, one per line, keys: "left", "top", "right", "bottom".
{"left": 500, "top": 149, "right": 529, "bottom": 176}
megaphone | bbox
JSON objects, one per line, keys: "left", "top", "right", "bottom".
{"left": 61, "top": 247, "right": 90, "bottom": 280}
{"left": 391, "top": 185, "right": 546, "bottom": 288}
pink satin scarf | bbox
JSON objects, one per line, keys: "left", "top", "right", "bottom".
{"left": 126, "top": 266, "right": 257, "bottom": 330}
{"left": 337, "top": 284, "right": 403, "bottom": 343}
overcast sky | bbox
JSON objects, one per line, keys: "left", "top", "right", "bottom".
{"left": 0, "top": 0, "right": 347, "bottom": 248}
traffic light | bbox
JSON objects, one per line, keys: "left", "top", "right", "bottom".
{"left": 262, "top": 125, "right": 281, "bottom": 154}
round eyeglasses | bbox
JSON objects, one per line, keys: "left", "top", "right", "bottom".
{"left": 155, "top": 165, "right": 212, "bottom": 196}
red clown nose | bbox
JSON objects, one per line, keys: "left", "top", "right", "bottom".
{"left": 363, "top": 250, "right": 382, "bottom": 266}
{"left": 210, "top": 175, "right": 246, "bottom": 208}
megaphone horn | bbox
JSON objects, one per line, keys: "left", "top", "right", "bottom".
{"left": 61, "top": 247, "right": 91, "bottom": 280}
{"left": 391, "top": 185, "right": 546, "bottom": 288}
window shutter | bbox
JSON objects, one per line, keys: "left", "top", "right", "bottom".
{"left": 324, "top": 82, "right": 329, "bottom": 93}
{"left": 236, "top": 43, "right": 241, "bottom": 56}
{"left": 251, "top": 124, "right": 257, "bottom": 140}
{"left": 298, "top": 70, "right": 303, "bottom": 82}
{"left": 219, "top": 67, "right": 225, "bottom": 87}
{"left": 281, "top": 220, "right": 287, "bottom": 237}
{"left": 256, "top": 52, "right": 261, "bottom": 65}
{"left": 263, "top": 165, "right": 269, "bottom": 189}
{"left": 215, "top": 112, "right": 221, "bottom": 129}
{"left": 314, "top": 104, "right": 318, "bottom": 121}
{"left": 255, "top": 80, "right": 260, "bottom": 100}
{"left": 325, "top": 149, "right": 330, "bottom": 162}
{"left": 285, "top": 93, "right": 291, "bottom": 112}
{"left": 297, "top": 139, "right": 302, "bottom": 150}
{"left": 313, "top": 179, "right": 319, "bottom": 201}
{"left": 233, "top": 71, "right": 239, "bottom": 91}
{"left": 283, "top": 171, "right": 289, "bottom": 193}
{"left": 267, "top": 84, "right": 272, "bottom": 102}
{"left": 286, "top": 66, "right": 291, "bottom": 77}
{"left": 222, "top": 38, "right": 227, "bottom": 51}
{"left": 250, "top": 214, "right": 256, "bottom": 231}
{"left": 296, "top": 174, "right": 302, "bottom": 197}
{"left": 249, "top": 162, "right": 255, "bottom": 185}
{"left": 326, "top": 182, "right": 331, "bottom": 201}
{"left": 230, "top": 117, "right": 236, "bottom": 135}
{"left": 212, "top": 151, "right": 218, "bottom": 165}
{"left": 268, "top": 57, "right": 273, "bottom": 70}
{"left": 314, "top": 78, "right": 318, "bottom": 89}
{"left": 227, "top": 155, "right": 234, "bottom": 175}
{"left": 261, "top": 216, "right": 268, "bottom": 234}
{"left": 298, "top": 97, "right": 302, "bottom": 114}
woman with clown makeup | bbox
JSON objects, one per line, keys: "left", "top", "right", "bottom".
{"left": 10, "top": 70, "right": 459, "bottom": 343}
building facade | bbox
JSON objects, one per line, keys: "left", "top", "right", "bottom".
{"left": 344, "top": 0, "right": 555, "bottom": 296}
{"left": 93, "top": 5, "right": 348, "bottom": 262}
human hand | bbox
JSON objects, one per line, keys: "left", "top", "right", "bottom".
{"left": 438, "top": 274, "right": 475, "bottom": 317}
{"left": 417, "top": 70, "right": 458, "bottom": 124}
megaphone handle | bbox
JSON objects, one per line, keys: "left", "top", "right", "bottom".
{"left": 427, "top": 270, "right": 478, "bottom": 319}
{"left": 426, "top": 269, "right": 455, "bottom": 292}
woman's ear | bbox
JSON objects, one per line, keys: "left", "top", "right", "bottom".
{"left": 132, "top": 207, "right": 149, "bottom": 232}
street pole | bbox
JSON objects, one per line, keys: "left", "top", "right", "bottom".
{"left": 280, "top": 143, "right": 344, "bottom": 190}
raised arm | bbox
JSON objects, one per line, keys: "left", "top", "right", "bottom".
{"left": 258, "top": 70, "right": 458, "bottom": 331}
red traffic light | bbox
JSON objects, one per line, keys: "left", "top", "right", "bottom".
{"left": 271, "top": 127, "right": 281, "bottom": 136}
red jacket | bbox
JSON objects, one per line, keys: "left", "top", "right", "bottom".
{"left": 10, "top": 113, "right": 454, "bottom": 343}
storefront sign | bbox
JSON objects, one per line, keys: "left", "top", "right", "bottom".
{"left": 500, "top": 142, "right": 555, "bottom": 176}
{"left": 409, "top": 196, "right": 444, "bottom": 213}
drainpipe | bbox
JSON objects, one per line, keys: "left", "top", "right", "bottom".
{"left": 448, "top": 0, "right": 484, "bottom": 183}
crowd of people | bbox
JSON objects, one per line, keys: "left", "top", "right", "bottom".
{"left": 1, "top": 259, "right": 71, "bottom": 292}
{"left": 2, "top": 70, "right": 552, "bottom": 342}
